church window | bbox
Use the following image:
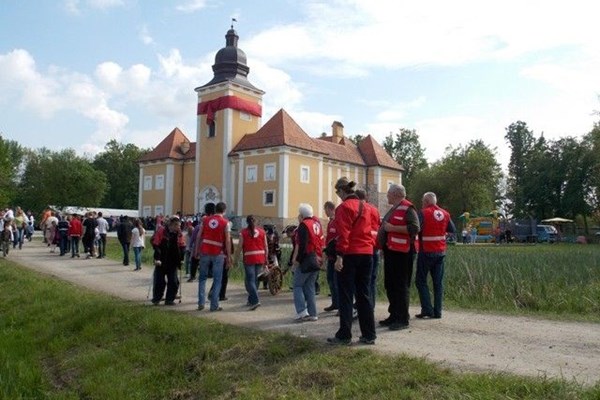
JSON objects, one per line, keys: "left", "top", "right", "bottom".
{"left": 155, "top": 174, "right": 165, "bottom": 190}
{"left": 240, "top": 112, "right": 252, "bottom": 121}
{"left": 264, "top": 163, "right": 276, "bottom": 181}
{"left": 246, "top": 165, "right": 257, "bottom": 183}
{"left": 300, "top": 166, "right": 310, "bottom": 183}
{"left": 263, "top": 190, "right": 275, "bottom": 206}
{"left": 154, "top": 205, "right": 164, "bottom": 216}
{"left": 143, "top": 176, "right": 152, "bottom": 191}
{"left": 208, "top": 120, "right": 216, "bottom": 138}
{"left": 142, "top": 206, "right": 152, "bottom": 217}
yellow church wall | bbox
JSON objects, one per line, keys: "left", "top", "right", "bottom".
{"left": 286, "top": 152, "right": 321, "bottom": 219}
{"left": 171, "top": 161, "right": 196, "bottom": 215}
{"left": 238, "top": 152, "right": 280, "bottom": 219}
{"left": 139, "top": 163, "right": 167, "bottom": 215}
{"left": 380, "top": 168, "right": 403, "bottom": 192}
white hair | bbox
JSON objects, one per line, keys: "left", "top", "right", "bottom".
{"left": 298, "top": 203, "right": 314, "bottom": 218}
{"left": 388, "top": 184, "right": 406, "bottom": 198}
{"left": 423, "top": 192, "right": 437, "bottom": 205}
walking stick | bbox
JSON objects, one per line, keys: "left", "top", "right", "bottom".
{"left": 178, "top": 265, "right": 183, "bottom": 303}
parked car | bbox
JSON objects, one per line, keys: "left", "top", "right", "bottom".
{"left": 536, "top": 225, "right": 558, "bottom": 243}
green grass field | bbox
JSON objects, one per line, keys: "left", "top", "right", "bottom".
{"left": 1, "top": 259, "right": 599, "bottom": 399}
{"left": 104, "top": 238, "right": 600, "bottom": 322}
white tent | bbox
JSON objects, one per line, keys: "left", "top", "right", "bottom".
{"left": 541, "top": 217, "right": 574, "bottom": 223}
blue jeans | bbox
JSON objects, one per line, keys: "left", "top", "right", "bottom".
{"left": 293, "top": 269, "right": 318, "bottom": 317}
{"left": 415, "top": 252, "right": 445, "bottom": 317}
{"left": 198, "top": 254, "right": 225, "bottom": 311}
{"left": 335, "top": 254, "right": 376, "bottom": 341}
{"left": 244, "top": 264, "right": 262, "bottom": 305}
{"left": 70, "top": 236, "right": 80, "bottom": 256}
{"left": 326, "top": 258, "right": 339, "bottom": 308}
{"left": 59, "top": 232, "right": 69, "bottom": 255}
{"left": 14, "top": 227, "right": 24, "bottom": 248}
{"left": 133, "top": 246, "right": 143, "bottom": 269}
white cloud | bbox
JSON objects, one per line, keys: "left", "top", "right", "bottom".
{"left": 87, "top": 0, "right": 124, "bottom": 10}
{"left": 64, "top": 0, "right": 80, "bottom": 14}
{"left": 176, "top": 0, "right": 208, "bottom": 13}
{"left": 139, "top": 26, "right": 154, "bottom": 45}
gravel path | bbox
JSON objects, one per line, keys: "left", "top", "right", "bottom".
{"left": 8, "top": 241, "right": 600, "bottom": 385}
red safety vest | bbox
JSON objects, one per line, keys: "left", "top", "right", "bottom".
{"left": 241, "top": 227, "right": 266, "bottom": 265}
{"left": 420, "top": 205, "right": 450, "bottom": 253}
{"left": 386, "top": 199, "right": 416, "bottom": 253}
{"left": 301, "top": 217, "right": 324, "bottom": 259}
{"left": 200, "top": 214, "right": 229, "bottom": 256}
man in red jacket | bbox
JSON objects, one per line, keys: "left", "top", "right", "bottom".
{"left": 327, "top": 178, "right": 376, "bottom": 346}
{"left": 416, "top": 192, "right": 455, "bottom": 319}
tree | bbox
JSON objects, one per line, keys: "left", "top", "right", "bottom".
{"left": 16, "top": 148, "right": 107, "bottom": 213}
{"left": 382, "top": 128, "right": 428, "bottom": 189}
{"left": 0, "top": 135, "right": 25, "bottom": 207}
{"left": 504, "top": 121, "right": 535, "bottom": 218}
{"left": 411, "top": 140, "right": 502, "bottom": 220}
{"left": 93, "top": 140, "right": 149, "bottom": 209}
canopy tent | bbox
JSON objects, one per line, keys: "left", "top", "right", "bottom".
{"left": 541, "top": 217, "right": 574, "bottom": 223}
{"left": 49, "top": 205, "right": 138, "bottom": 218}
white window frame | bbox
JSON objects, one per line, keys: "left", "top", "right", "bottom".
{"left": 263, "top": 190, "right": 275, "bottom": 206}
{"left": 143, "top": 176, "right": 153, "bottom": 191}
{"left": 154, "top": 205, "right": 164, "bottom": 216}
{"left": 246, "top": 165, "right": 257, "bottom": 183}
{"left": 239, "top": 112, "right": 252, "bottom": 121}
{"left": 300, "top": 165, "right": 310, "bottom": 184}
{"left": 264, "top": 163, "right": 276, "bottom": 181}
{"left": 155, "top": 174, "right": 165, "bottom": 190}
{"left": 142, "top": 206, "right": 152, "bottom": 217}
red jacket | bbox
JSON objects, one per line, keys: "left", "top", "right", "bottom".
{"left": 420, "top": 205, "right": 451, "bottom": 253}
{"left": 334, "top": 196, "right": 374, "bottom": 256}
{"left": 241, "top": 227, "right": 267, "bottom": 265}
{"left": 68, "top": 218, "right": 82, "bottom": 237}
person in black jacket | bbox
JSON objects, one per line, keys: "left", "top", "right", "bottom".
{"left": 151, "top": 217, "right": 185, "bottom": 305}
{"left": 116, "top": 215, "right": 133, "bottom": 266}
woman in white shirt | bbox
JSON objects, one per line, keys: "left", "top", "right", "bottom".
{"left": 131, "top": 218, "right": 146, "bottom": 271}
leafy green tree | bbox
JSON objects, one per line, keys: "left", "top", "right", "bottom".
{"left": 93, "top": 140, "right": 148, "bottom": 209}
{"left": 16, "top": 148, "right": 107, "bottom": 213}
{"left": 0, "top": 135, "right": 25, "bottom": 207}
{"left": 411, "top": 140, "right": 502, "bottom": 220}
{"left": 504, "top": 121, "right": 535, "bottom": 218}
{"left": 382, "top": 128, "right": 428, "bottom": 189}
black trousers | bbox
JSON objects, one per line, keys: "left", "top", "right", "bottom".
{"left": 383, "top": 248, "right": 415, "bottom": 325}
{"left": 152, "top": 266, "right": 179, "bottom": 303}
{"left": 335, "top": 254, "right": 376, "bottom": 341}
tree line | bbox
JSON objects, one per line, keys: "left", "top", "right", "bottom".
{"left": 0, "top": 138, "right": 148, "bottom": 214}
{"left": 373, "top": 119, "right": 600, "bottom": 232}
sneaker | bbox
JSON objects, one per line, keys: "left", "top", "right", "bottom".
{"left": 327, "top": 337, "right": 351, "bottom": 346}
{"left": 324, "top": 305, "right": 338, "bottom": 312}
{"left": 379, "top": 318, "right": 393, "bottom": 326}
{"left": 219, "top": 297, "right": 228, "bottom": 301}
{"left": 358, "top": 336, "right": 376, "bottom": 345}
{"left": 164, "top": 301, "right": 176, "bottom": 306}
{"left": 249, "top": 303, "right": 261, "bottom": 311}
{"left": 389, "top": 322, "right": 409, "bottom": 331}
{"left": 187, "top": 278, "right": 196, "bottom": 282}
{"left": 415, "top": 313, "right": 433, "bottom": 319}
{"left": 197, "top": 305, "right": 205, "bottom": 311}
{"left": 303, "top": 315, "right": 318, "bottom": 322}
{"left": 294, "top": 311, "right": 309, "bottom": 322}
{"left": 210, "top": 307, "right": 223, "bottom": 312}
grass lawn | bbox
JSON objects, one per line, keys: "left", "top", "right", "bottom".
{"left": 1, "top": 258, "right": 599, "bottom": 399}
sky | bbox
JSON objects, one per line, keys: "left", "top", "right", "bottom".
{"left": 1, "top": 0, "right": 599, "bottom": 170}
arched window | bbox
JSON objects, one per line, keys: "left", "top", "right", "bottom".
{"left": 208, "top": 120, "right": 216, "bottom": 138}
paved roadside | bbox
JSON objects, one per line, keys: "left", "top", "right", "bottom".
{"left": 7, "top": 240, "right": 600, "bottom": 385}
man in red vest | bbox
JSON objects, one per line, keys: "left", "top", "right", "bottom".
{"left": 379, "top": 184, "right": 420, "bottom": 331}
{"left": 196, "top": 202, "right": 232, "bottom": 312}
{"left": 416, "top": 192, "right": 455, "bottom": 319}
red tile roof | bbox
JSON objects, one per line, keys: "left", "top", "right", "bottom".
{"left": 358, "top": 135, "right": 404, "bottom": 171}
{"left": 232, "top": 109, "right": 327, "bottom": 154}
{"left": 138, "top": 127, "right": 195, "bottom": 162}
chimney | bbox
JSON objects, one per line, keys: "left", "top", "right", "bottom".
{"left": 332, "top": 121, "right": 344, "bottom": 144}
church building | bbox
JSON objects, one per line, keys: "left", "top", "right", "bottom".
{"left": 138, "top": 27, "right": 404, "bottom": 229}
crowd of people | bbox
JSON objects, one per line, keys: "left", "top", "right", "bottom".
{"left": 5, "top": 177, "right": 455, "bottom": 347}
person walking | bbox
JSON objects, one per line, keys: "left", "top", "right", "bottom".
{"left": 117, "top": 216, "right": 133, "bottom": 266}
{"left": 415, "top": 192, "right": 455, "bottom": 319}
{"left": 57, "top": 216, "right": 70, "bottom": 256}
{"left": 131, "top": 218, "right": 146, "bottom": 271}
{"left": 151, "top": 217, "right": 185, "bottom": 305}
{"left": 323, "top": 201, "right": 339, "bottom": 312}
{"left": 378, "top": 184, "right": 420, "bottom": 331}
{"left": 196, "top": 202, "right": 232, "bottom": 312}
{"left": 292, "top": 204, "right": 324, "bottom": 322}
{"left": 69, "top": 214, "right": 82, "bottom": 258}
{"left": 356, "top": 189, "right": 381, "bottom": 310}
{"left": 327, "top": 178, "right": 377, "bottom": 345}
{"left": 82, "top": 212, "right": 97, "bottom": 259}
{"left": 234, "top": 215, "right": 268, "bottom": 310}
{"left": 96, "top": 212, "right": 109, "bottom": 258}
{"left": 188, "top": 203, "right": 215, "bottom": 282}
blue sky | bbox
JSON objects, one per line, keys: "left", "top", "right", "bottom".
{"left": 1, "top": 0, "right": 599, "bottom": 169}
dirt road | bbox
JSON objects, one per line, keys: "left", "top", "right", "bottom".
{"left": 8, "top": 241, "right": 599, "bottom": 385}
